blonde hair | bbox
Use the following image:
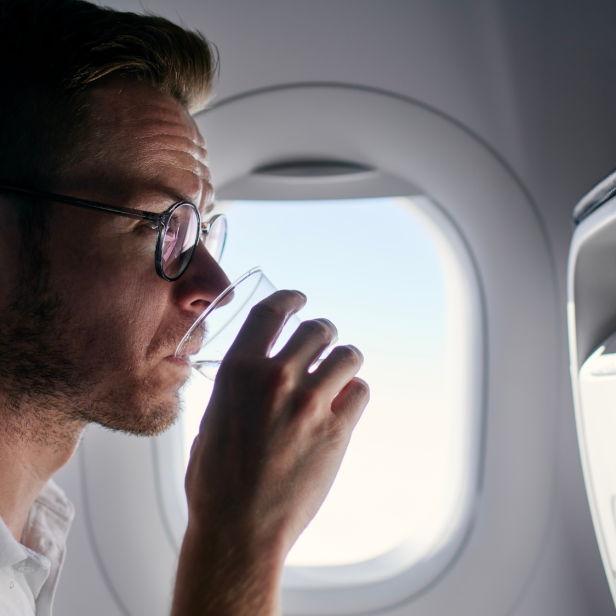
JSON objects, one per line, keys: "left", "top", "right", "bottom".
{"left": 69, "top": 14, "right": 218, "bottom": 115}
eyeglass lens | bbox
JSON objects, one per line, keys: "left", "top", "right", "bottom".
{"left": 161, "top": 206, "right": 227, "bottom": 279}
{"left": 203, "top": 215, "right": 227, "bottom": 263}
{"left": 161, "top": 203, "right": 199, "bottom": 279}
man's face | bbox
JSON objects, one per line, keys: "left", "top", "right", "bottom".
{"left": 0, "top": 79, "right": 230, "bottom": 436}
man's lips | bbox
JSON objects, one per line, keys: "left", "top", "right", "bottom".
{"left": 165, "top": 354, "right": 191, "bottom": 367}
{"left": 160, "top": 321, "right": 207, "bottom": 363}
{"left": 175, "top": 324, "right": 207, "bottom": 357}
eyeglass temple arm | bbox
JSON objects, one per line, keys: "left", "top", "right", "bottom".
{"left": 0, "top": 183, "right": 162, "bottom": 225}
{"left": 200, "top": 213, "right": 225, "bottom": 235}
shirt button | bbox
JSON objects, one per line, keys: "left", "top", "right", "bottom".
{"left": 16, "top": 565, "right": 36, "bottom": 573}
{"left": 9, "top": 581, "right": 14, "bottom": 589}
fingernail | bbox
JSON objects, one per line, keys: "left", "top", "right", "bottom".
{"left": 292, "top": 290, "right": 307, "bottom": 299}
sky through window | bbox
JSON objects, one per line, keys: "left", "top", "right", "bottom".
{"left": 181, "top": 197, "right": 466, "bottom": 567}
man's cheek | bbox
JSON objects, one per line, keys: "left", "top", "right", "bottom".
{"left": 109, "top": 293, "right": 169, "bottom": 362}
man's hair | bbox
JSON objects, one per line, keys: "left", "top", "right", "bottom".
{"left": 0, "top": 0, "right": 218, "bottom": 197}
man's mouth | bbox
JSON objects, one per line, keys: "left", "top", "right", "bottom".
{"left": 172, "top": 322, "right": 208, "bottom": 359}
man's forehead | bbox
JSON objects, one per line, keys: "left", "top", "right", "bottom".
{"left": 89, "top": 79, "right": 205, "bottom": 140}
{"left": 74, "top": 78, "right": 211, "bottom": 209}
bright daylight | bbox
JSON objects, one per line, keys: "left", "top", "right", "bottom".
{"left": 181, "top": 196, "right": 471, "bottom": 568}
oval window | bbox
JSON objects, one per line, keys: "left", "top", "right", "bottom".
{"left": 181, "top": 196, "right": 480, "bottom": 577}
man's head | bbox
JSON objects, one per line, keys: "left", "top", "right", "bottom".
{"left": 0, "top": 0, "right": 230, "bottom": 442}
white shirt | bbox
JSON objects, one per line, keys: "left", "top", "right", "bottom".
{"left": 0, "top": 481, "right": 74, "bottom": 616}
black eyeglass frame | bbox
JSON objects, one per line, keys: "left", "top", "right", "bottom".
{"left": 0, "top": 182, "right": 227, "bottom": 282}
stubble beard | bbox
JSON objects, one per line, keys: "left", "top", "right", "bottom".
{"left": 0, "top": 247, "right": 183, "bottom": 446}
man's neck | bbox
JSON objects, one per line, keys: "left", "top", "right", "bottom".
{"left": 0, "top": 407, "right": 85, "bottom": 542}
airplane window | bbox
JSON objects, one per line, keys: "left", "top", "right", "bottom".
{"left": 180, "top": 196, "right": 477, "bottom": 571}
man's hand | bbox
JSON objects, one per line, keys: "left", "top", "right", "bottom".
{"left": 172, "top": 290, "right": 369, "bottom": 616}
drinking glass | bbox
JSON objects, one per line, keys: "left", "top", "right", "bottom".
{"left": 175, "top": 267, "right": 317, "bottom": 380}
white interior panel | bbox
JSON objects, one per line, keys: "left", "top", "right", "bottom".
{"left": 196, "top": 84, "right": 558, "bottom": 615}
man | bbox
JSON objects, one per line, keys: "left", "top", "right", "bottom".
{"left": 0, "top": 1, "right": 369, "bottom": 614}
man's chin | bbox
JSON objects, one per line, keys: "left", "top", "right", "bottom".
{"left": 85, "top": 373, "right": 184, "bottom": 437}
{"left": 109, "top": 359, "right": 192, "bottom": 436}
{"left": 93, "top": 398, "right": 181, "bottom": 437}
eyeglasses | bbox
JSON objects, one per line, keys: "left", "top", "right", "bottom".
{"left": 0, "top": 182, "right": 227, "bottom": 281}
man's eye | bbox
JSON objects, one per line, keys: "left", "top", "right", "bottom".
{"left": 134, "top": 222, "right": 159, "bottom": 239}
{"left": 166, "top": 220, "right": 180, "bottom": 238}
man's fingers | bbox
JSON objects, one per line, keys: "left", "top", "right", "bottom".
{"left": 331, "top": 377, "right": 370, "bottom": 425}
{"left": 227, "top": 290, "right": 307, "bottom": 357}
{"left": 310, "top": 344, "right": 364, "bottom": 395}
{"left": 274, "top": 318, "right": 338, "bottom": 369}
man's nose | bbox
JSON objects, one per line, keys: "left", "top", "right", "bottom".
{"left": 172, "top": 240, "right": 231, "bottom": 315}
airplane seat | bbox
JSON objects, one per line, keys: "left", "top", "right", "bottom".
{"left": 568, "top": 167, "right": 616, "bottom": 611}
{"left": 572, "top": 168, "right": 616, "bottom": 225}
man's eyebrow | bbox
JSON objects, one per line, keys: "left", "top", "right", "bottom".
{"left": 201, "top": 200, "right": 216, "bottom": 215}
{"left": 140, "top": 185, "right": 215, "bottom": 215}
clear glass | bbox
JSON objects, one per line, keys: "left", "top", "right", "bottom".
{"left": 175, "top": 267, "right": 304, "bottom": 380}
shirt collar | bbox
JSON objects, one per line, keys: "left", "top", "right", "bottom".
{"left": 0, "top": 479, "right": 74, "bottom": 604}
{"left": 0, "top": 510, "right": 28, "bottom": 570}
